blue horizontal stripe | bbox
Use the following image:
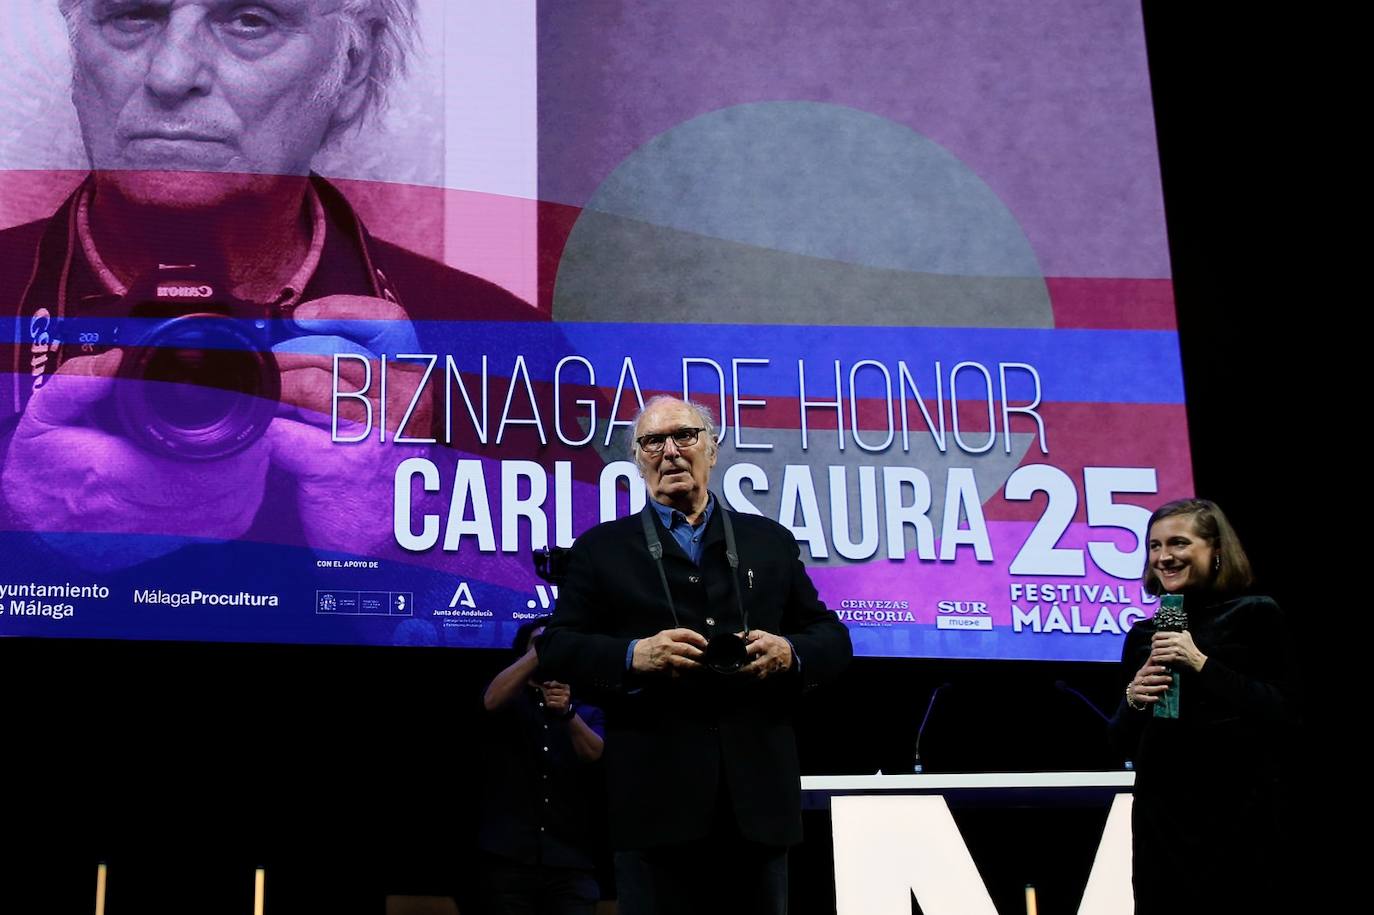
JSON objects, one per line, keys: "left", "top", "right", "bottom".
{"left": 5, "top": 319, "right": 1184, "bottom": 405}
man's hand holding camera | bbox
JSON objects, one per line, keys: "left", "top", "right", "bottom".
{"left": 631, "top": 628, "right": 708, "bottom": 674}
{"left": 268, "top": 293, "right": 430, "bottom": 556}
{"left": 630, "top": 626, "right": 794, "bottom": 679}
{"left": 741, "top": 630, "right": 794, "bottom": 679}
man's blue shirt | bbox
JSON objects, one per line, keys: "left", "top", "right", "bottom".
{"left": 648, "top": 493, "right": 715, "bottom": 566}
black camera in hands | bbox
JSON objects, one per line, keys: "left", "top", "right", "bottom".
{"left": 57, "top": 263, "right": 296, "bottom": 461}
{"left": 701, "top": 631, "right": 748, "bottom": 674}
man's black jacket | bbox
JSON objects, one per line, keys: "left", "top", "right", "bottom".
{"left": 537, "top": 503, "right": 852, "bottom": 850}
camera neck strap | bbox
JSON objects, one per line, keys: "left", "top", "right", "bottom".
{"left": 639, "top": 502, "right": 749, "bottom": 635}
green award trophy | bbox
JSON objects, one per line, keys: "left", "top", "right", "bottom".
{"left": 1153, "top": 594, "right": 1186, "bottom": 719}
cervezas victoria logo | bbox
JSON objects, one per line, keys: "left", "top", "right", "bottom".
{"left": 836, "top": 597, "right": 914, "bottom": 624}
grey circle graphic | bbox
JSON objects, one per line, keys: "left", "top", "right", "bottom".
{"left": 554, "top": 101, "right": 1051, "bottom": 327}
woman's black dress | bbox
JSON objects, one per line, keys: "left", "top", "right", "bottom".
{"left": 1109, "top": 595, "right": 1293, "bottom": 913}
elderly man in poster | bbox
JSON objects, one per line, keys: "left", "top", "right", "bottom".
{"left": 0, "top": 0, "right": 535, "bottom": 567}
{"left": 538, "top": 396, "right": 853, "bottom": 915}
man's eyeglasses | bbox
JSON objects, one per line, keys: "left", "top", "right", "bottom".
{"left": 635, "top": 427, "right": 706, "bottom": 454}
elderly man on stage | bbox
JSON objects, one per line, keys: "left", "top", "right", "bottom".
{"left": 538, "top": 395, "right": 853, "bottom": 915}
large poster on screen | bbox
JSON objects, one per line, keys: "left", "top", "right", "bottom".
{"left": 0, "top": 0, "right": 1188, "bottom": 660}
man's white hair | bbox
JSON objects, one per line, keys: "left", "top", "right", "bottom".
{"left": 330, "top": 0, "right": 418, "bottom": 138}
{"left": 57, "top": 0, "right": 418, "bottom": 139}
{"left": 630, "top": 396, "right": 720, "bottom": 470}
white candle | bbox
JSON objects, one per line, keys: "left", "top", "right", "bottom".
{"left": 1024, "top": 883, "right": 1038, "bottom": 915}
{"left": 254, "top": 867, "right": 265, "bottom": 915}
{"left": 94, "top": 863, "right": 107, "bottom": 915}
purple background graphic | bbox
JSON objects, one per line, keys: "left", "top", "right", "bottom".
{"left": 539, "top": 0, "right": 1168, "bottom": 279}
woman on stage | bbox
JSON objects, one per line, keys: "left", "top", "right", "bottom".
{"left": 1112, "top": 498, "right": 1293, "bottom": 913}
